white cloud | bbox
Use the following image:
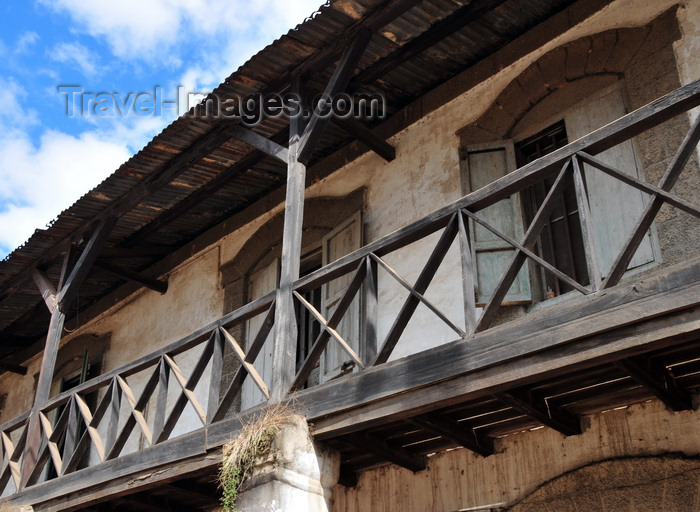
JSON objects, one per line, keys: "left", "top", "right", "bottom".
{"left": 40, "top": 0, "right": 323, "bottom": 62}
{"left": 51, "top": 42, "right": 100, "bottom": 77}
{"left": 0, "top": 81, "right": 132, "bottom": 255}
{"left": 15, "top": 31, "right": 40, "bottom": 54}
{"left": 0, "top": 129, "right": 131, "bottom": 254}
{"left": 0, "top": 78, "right": 39, "bottom": 130}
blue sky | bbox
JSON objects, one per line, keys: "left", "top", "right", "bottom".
{"left": 0, "top": 0, "right": 323, "bottom": 259}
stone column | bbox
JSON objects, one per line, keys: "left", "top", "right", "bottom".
{"left": 236, "top": 415, "right": 340, "bottom": 512}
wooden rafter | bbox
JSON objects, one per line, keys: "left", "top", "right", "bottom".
{"left": 346, "top": 431, "right": 426, "bottom": 472}
{"left": 94, "top": 259, "right": 168, "bottom": 294}
{"left": 494, "top": 388, "right": 581, "bottom": 436}
{"left": 298, "top": 28, "right": 373, "bottom": 165}
{"left": 409, "top": 413, "right": 494, "bottom": 457}
{"left": 617, "top": 356, "right": 692, "bottom": 411}
{"left": 229, "top": 124, "right": 289, "bottom": 163}
{"left": 334, "top": 118, "right": 395, "bottom": 162}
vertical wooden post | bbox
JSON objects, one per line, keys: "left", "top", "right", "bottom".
{"left": 271, "top": 77, "right": 306, "bottom": 402}
{"left": 21, "top": 218, "right": 116, "bottom": 487}
{"left": 20, "top": 306, "right": 66, "bottom": 488}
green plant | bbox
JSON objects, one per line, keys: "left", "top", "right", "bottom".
{"left": 218, "top": 403, "right": 297, "bottom": 512}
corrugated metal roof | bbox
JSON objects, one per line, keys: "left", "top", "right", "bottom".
{"left": 0, "top": 0, "right": 576, "bottom": 366}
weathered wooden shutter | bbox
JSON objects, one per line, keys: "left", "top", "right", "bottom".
{"left": 460, "top": 141, "right": 531, "bottom": 305}
{"left": 241, "top": 258, "right": 278, "bottom": 409}
{"left": 564, "top": 86, "right": 656, "bottom": 274}
{"left": 321, "top": 211, "right": 362, "bottom": 381}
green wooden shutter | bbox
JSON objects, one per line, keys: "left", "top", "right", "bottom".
{"left": 460, "top": 141, "right": 531, "bottom": 306}
{"left": 564, "top": 86, "right": 656, "bottom": 274}
{"left": 321, "top": 211, "right": 362, "bottom": 381}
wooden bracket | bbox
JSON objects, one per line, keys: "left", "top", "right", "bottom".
{"left": 617, "top": 356, "right": 692, "bottom": 411}
{"left": 345, "top": 431, "right": 426, "bottom": 472}
{"left": 494, "top": 387, "right": 581, "bottom": 436}
{"left": 409, "top": 413, "right": 494, "bottom": 457}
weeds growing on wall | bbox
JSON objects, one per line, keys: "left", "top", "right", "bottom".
{"left": 218, "top": 403, "right": 298, "bottom": 512}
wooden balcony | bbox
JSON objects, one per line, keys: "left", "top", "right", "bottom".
{"left": 1, "top": 80, "right": 699, "bottom": 511}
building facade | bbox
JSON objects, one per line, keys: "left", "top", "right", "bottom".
{"left": 0, "top": 0, "right": 699, "bottom": 510}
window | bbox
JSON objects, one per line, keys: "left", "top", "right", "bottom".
{"left": 460, "top": 85, "right": 657, "bottom": 304}
{"left": 320, "top": 211, "right": 362, "bottom": 381}
{"left": 240, "top": 211, "right": 364, "bottom": 409}
{"left": 517, "top": 121, "right": 589, "bottom": 298}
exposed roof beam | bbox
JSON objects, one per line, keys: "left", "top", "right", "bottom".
{"left": 58, "top": 216, "right": 118, "bottom": 311}
{"left": 409, "top": 413, "right": 494, "bottom": 457}
{"left": 351, "top": 0, "right": 510, "bottom": 87}
{"left": 230, "top": 124, "right": 289, "bottom": 163}
{"left": 345, "top": 431, "right": 426, "bottom": 472}
{"left": 334, "top": 118, "right": 395, "bottom": 161}
{"left": 94, "top": 260, "right": 168, "bottom": 295}
{"left": 494, "top": 387, "right": 581, "bottom": 436}
{"left": 617, "top": 356, "right": 692, "bottom": 411}
{"left": 0, "top": 361, "right": 27, "bottom": 375}
{"left": 298, "top": 28, "right": 373, "bottom": 165}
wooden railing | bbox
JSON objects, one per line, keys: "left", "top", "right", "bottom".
{"left": 1, "top": 79, "right": 700, "bottom": 497}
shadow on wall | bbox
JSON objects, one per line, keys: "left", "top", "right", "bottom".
{"left": 505, "top": 455, "right": 700, "bottom": 511}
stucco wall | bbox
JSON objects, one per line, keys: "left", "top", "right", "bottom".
{"left": 329, "top": 398, "right": 700, "bottom": 512}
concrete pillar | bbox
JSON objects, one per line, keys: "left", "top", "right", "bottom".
{"left": 236, "top": 415, "right": 340, "bottom": 512}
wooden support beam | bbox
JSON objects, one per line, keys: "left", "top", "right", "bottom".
{"left": 571, "top": 156, "right": 602, "bottom": 291}
{"left": 457, "top": 212, "right": 478, "bottom": 335}
{"left": 363, "top": 256, "right": 379, "bottom": 364}
{"left": 334, "top": 118, "right": 395, "bottom": 161}
{"left": 493, "top": 387, "right": 581, "bottom": 436}
{"left": 271, "top": 77, "right": 306, "bottom": 402}
{"left": 21, "top": 256, "right": 70, "bottom": 487}
{"left": 32, "top": 270, "right": 57, "bottom": 314}
{"left": 298, "top": 28, "right": 372, "bottom": 165}
{"left": 0, "top": 362, "right": 27, "bottom": 375}
{"left": 409, "top": 414, "right": 494, "bottom": 457}
{"left": 58, "top": 216, "right": 118, "bottom": 311}
{"left": 346, "top": 431, "right": 426, "bottom": 472}
{"left": 229, "top": 125, "right": 289, "bottom": 163}
{"left": 94, "top": 259, "right": 168, "bottom": 294}
{"left": 617, "top": 356, "right": 692, "bottom": 411}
